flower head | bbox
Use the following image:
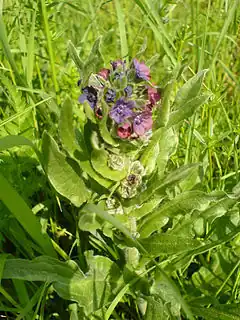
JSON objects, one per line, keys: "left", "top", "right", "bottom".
{"left": 117, "top": 122, "right": 132, "bottom": 139}
{"left": 98, "top": 68, "right": 110, "bottom": 80}
{"left": 105, "top": 89, "right": 116, "bottom": 103}
{"left": 78, "top": 86, "right": 98, "bottom": 109}
{"left": 133, "top": 112, "right": 153, "bottom": 136}
{"left": 147, "top": 87, "right": 161, "bottom": 105}
{"left": 133, "top": 59, "right": 151, "bottom": 81}
{"left": 110, "top": 98, "right": 135, "bottom": 124}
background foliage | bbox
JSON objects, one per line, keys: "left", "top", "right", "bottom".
{"left": 0, "top": 0, "right": 240, "bottom": 319}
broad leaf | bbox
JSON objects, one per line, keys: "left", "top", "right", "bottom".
{"left": 144, "top": 296, "right": 164, "bottom": 320}
{"left": 168, "top": 94, "right": 210, "bottom": 127}
{"left": 59, "top": 97, "right": 81, "bottom": 156}
{"left": 138, "top": 191, "right": 215, "bottom": 236}
{"left": 151, "top": 272, "right": 181, "bottom": 318}
{"left": 0, "top": 135, "right": 35, "bottom": 152}
{"left": 125, "top": 163, "right": 200, "bottom": 206}
{"left": 157, "top": 127, "right": 178, "bottom": 177}
{"left": 42, "top": 131, "right": 90, "bottom": 207}
{"left": 173, "top": 69, "right": 208, "bottom": 109}
{"left": 2, "top": 255, "right": 121, "bottom": 316}
{"left": 140, "top": 233, "right": 201, "bottom": 257}
{"left": 191, "top": 304, "right": 240, "bottom": 320}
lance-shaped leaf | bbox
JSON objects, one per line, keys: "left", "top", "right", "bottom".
{"left": 173, "top": 69, "right": 208, "bottom": 109}
{"left": 191, "top": 304, "right": 240, "bottom": 320}
{"left": 99, "top": 101, "right": 119, "bottom": 147}
{"left": 125, "top": 163, "right": 200, "bottom": 206}
{"left": 168, "top": 94, "right": 211, "bottom": 127}
{"left": 42, "top": 131, "right": 90, "bottom": 207}
{"left": 138, "top": 191, "right": 215, "bottom": 237}
{"left": 59, "top": 97, "right": 81, "bottom": 156}
{"left": 68, "top": 40, "right": 84, "bottom": 74}
{"left": 139, "top": 233, "right": 202, "bottom": 257}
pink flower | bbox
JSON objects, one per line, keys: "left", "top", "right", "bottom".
{"left": 133, "top": 112, "right": 153, "bottom": 136}
{"left": 133, "top": 59, "right": 151, "bottom": 81}
{"left": 98, "top": 68, "right": 110, "bottom": 80}
{"left": 117, "top": 123, "right": 132, "bottom": 139}
{"left": 148, "top": 87, "right": 161, "bottom": 105}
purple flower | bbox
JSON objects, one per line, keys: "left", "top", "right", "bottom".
{"left": 105, "top": 89, "right": 116, "bottom": 103}
{"left": 78, "top": 86, "right": 98, "bottom": 109}
{"left": 109, "top": 98, "right": 135, "bottom": 124}
{"left": 124, "top": 85, "right": 133, "bottom": 97}
{"left": 133, "top": 112, "right": 153, "bottom": 136}
{"left": 133, "top": 59, "right": 151, "bottom": 81}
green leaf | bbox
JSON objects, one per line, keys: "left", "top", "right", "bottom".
{"left": 74, "top": 149, "right": 112, "bottom": 189}
{"left": 128, "top": 196, "right": 164, "bottom": 220}
{"left": 169, "top": 224, "right": 240, "bottom": 272}
{"left": 42, "top": 131, "right": 90, "bottom": 207}
{"left": 168, "top": 94, "right": 210, "bottom": 127}
{"left": 144, "top": 296, "right": 164, "bottom": 320}
{"left": 157, "top": 127, "right": 178, "bottom": 178}
{"left": 99, "top": 101, "right": 119, "bottom": 147}
{"left": 91, "top": 149, "right": 127, "bottom": 181}
{"left": 191, "top": 304, "right": 240, "bottom": 320}
{"left": 0, "top": 135, "right": 35, "bottom": 152}
{"left": 115, "top": 0, "right": 128, "bottom": 59}
{"left": 139, "top": 191, "right": 213, "bottom": 237}
{"left": 139, "top": 233, "right": 202, "bottom": 257}
{"left": 151, "top": 272, "right": 181, "bottom": 318}
{"left": 2, "top": 255, "right": 121, "bottom": 315}
{"left": 68, "top": 40, "right": 84, "bottom": 74}
{"left": 125, "top": 164, "right": 200, "bottom": 206}
{"left": 84, "top": 38, "right": 104, "bottom": 81}
{"left": 59, "top": 97, "right": 81, "bottom": 156}
{"left": 82, "top": 101, "right": 96, "bottom": 124}
{"left": 173, "top": 69, "right": 208, "bottom": 109}
{"left": 0, "top": 174, "right": 56, "bottom": 257}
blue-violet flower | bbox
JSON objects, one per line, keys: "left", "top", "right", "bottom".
{"left": 105, "top": 89, "right": 116, "bottom": 103}
{"left": 124, "top": 85, "right": 133, "bottom": 97}
{"left": 78, "top": 86, "right": 98, "bottom": 109}
{"left": 109, "top": 98, "right": 135, "bottom": 124}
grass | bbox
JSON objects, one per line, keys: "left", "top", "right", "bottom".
{"left": 0, "top": 0, "right": 240, "bottom": 319}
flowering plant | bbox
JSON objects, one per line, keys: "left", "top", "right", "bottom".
{"left": 37, "top": 41, "right": 212, "bottom": 318}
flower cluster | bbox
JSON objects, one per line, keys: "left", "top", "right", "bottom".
{"left": 78, "top": 58, "right": 161, "bottom": 140}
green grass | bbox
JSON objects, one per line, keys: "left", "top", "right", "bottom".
{"left": 0, "top": 0, "right": 240, "bottom": 319}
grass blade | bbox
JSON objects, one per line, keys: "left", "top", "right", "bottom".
{"left": 210, "top": 0, "right": 239, "bottom": 69}
{"left": 115, "top": 0, "right": 128, "bottom": 60}
{"left": 40, "top": 0, "right": 59, "bottom": 94}
{"left": 0, "top": 173, "right": 56, "bottom": 257}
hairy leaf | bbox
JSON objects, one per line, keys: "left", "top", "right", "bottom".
{"left": 42, "top": 131, "right": 90, "bottom": 206}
